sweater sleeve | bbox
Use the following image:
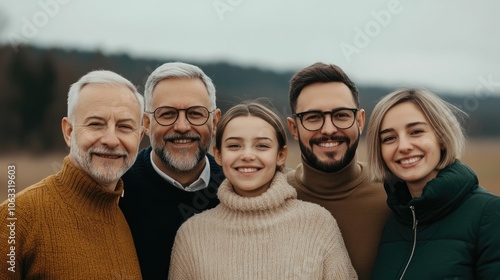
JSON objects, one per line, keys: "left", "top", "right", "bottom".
{"left": 320, "top": 210, "right": 358, "bottom": 280}
{"left": 475, "top": 195, "right": 500, "bottom": 279}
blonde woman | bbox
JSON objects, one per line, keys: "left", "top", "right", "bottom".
{"left": 366, "top": 88, "right": 500, "bottom": 279}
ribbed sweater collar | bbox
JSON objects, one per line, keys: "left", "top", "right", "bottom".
{"left": 293, "top": 155, "right": 367, "bottom": 199}
{"left": 53, "top": 156, "right": 123, "bottom": 222}
{"left": 217, "top": 172, "right": 297, "bottom": 212}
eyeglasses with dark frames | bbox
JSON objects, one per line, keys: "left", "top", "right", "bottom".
{"left": 146, "top": 106, "right": 215, "bottom": 126}
{"left": 293, "top": 108, "right": 359, "bottom": 131}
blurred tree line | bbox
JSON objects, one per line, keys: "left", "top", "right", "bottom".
{"left": 1, "top": 44, "right": 499, "bottom": 153}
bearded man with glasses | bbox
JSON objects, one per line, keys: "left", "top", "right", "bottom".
{"left": 286, "top": 62, "right": 391, "bottom": 280}
{"left": 119, "top": 62, "right": 225, "bottom": 280}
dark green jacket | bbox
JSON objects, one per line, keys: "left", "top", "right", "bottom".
{"left": 371, "top": 161, "right": 500, "bottom": 280}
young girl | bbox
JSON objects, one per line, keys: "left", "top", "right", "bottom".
{"left": 169, "top": 101, "right": 357, "bottom": 279}
{"left": 366, "top": 88, "right": 500, "bottom": 279}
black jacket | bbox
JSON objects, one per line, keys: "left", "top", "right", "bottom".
{"left": 371, "top": 161, "right": 500, "bottom": 279}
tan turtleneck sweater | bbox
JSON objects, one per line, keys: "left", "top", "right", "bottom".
{"left": 287, "top": 156, "right": 391, "bottom": 280}
{"left": 0, "top": 156, "right": 142, "bottom": 279}
{"left": 169, "top": 172, "right": 357, "bottom": 280}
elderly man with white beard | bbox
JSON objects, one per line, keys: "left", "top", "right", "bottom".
{"left": 0, "top": 70, "right": 144, "bottom": 279}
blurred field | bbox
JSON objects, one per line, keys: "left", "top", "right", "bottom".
{"left": 1, "top": 138, "right": 499, "bottom": 203}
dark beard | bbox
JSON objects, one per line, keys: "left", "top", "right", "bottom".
{"left": 299, "top": 134, "right": 359, "bottom": 173}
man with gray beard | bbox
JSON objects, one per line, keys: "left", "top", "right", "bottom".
{"left": 0, "top": 70, "right": 144, "bottom": 279}
{"left": 119, "top": 62, "right": 225, "bottom": 280}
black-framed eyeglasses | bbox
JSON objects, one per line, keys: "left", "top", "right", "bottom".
{"left": 293, "top": 108, "right": 359, "bottom": 131}
{"left": 146, "top": 106, "right": 215, "bottom": 126}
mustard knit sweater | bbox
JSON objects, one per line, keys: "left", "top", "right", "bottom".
{"left": 287, "top": 155, "right": 391, "bottom": 280}
{"left": 169, "top": 172, "right": 357, "bottom": 280}
{"left": 0, "top": 157, "right": 142, "bottom": 279}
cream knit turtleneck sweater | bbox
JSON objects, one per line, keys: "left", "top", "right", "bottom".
{"left": 287, "top": 155, "right": 391, "bottom": 280}
{"left": 0, "top": 156, "right": 142, "bottom": 279}
{"left": 169, "top": 172, "right": 357, "bottom": 280}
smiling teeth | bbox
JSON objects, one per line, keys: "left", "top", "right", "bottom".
{"left": 238, "top": 168, "right": 257, "bottom": 173}
{"left": 400, "top": 157, "right": 420, "bottom": 164}
{"left": 173, "top": 139, "right": 192, "bottom": 144}
{"left": 319, "top": 142, "right": 340, "bottom": 148}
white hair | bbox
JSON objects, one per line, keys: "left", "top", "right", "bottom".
{"left": 144, "top": 62, "right": 216, "bottom": 111}
{"left": 67, "top": 70, "right": 144, "bottom": 121}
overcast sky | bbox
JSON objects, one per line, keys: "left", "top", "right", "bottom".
{"left": 1, "top": 0, "right": 499, "bottom": 95}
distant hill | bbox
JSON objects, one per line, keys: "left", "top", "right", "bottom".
{"left": 1, "top": 44, "right": 498, "bottom": 152}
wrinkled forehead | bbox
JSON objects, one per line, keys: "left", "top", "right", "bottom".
{"left": 75, "top": 84, "right": 142, "bottom": 120}
{"left": 150, "top": 78, "right": 211, "bottom": 108}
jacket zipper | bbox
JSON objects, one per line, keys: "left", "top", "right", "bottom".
{"left": 399, "top": 205, "right": 418, "bottom": 280}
